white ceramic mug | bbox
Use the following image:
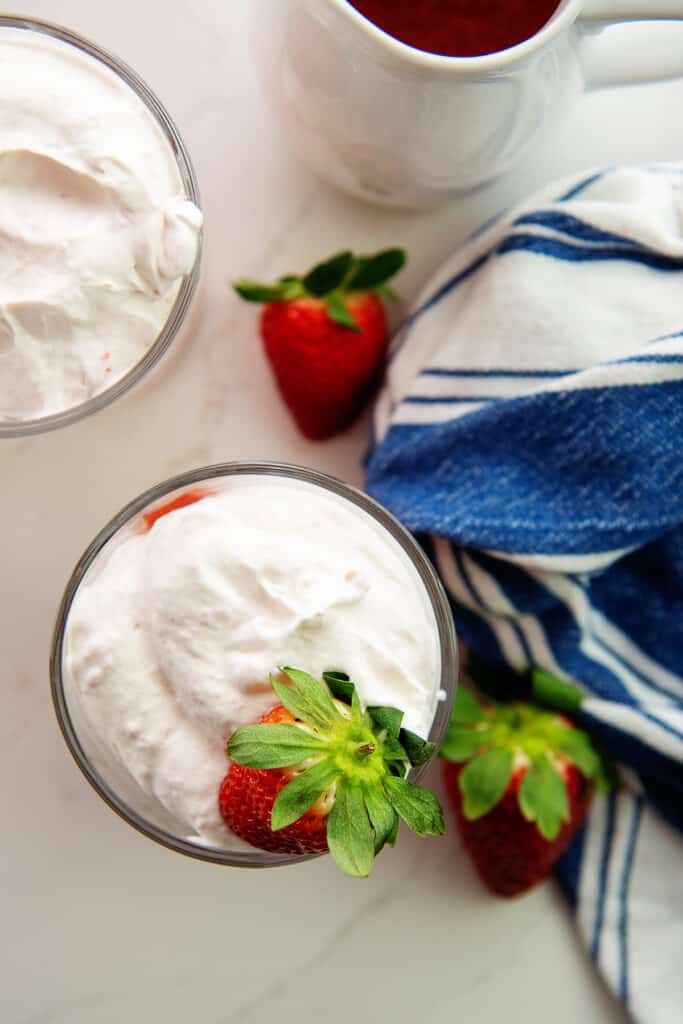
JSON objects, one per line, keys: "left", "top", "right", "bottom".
{"left": 250, "top": 0, "right": 683, "bottom": 208}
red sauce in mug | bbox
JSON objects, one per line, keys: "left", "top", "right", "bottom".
{"left": 346, "top": 0, "right": 560, "bottom": 57}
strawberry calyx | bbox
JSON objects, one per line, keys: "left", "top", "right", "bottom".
{"left": 233, "top": 248, "right": 406, "bottom": 331}
{"left": 226, "top": 667, "right": 444, "bottom": 877}
{"left": 440, "top": 665, "right": 612, "bottom": 841}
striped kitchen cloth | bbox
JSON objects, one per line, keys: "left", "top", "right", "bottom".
{"left": 366, "top": 164, "right": 683, "bottom": 1024}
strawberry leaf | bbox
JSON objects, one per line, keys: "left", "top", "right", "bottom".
{"left": 233, "top": 280, "right": 284, "bottom": 302}
{"left": 531, "top": 669, "right": 585, "bottom": 712}
{"left": 373, "top": 284, "right": 398, "bottom": 303}
{"left": 380, "top": 733, "right": 408, "bottom": 761}
{"left": 458, "top": 748, "right": 513, "bottom": 820}
{"left": 451, "top": 685, "right": 487, "bottom": 724}
{"left": 398, "top": 728, "right": 436, "bottom": 767}
{"left": 518, "top": 754, "right": 569, "bottom": 840}
{"left": 323, "top": 671, "right": 355, "bottom": 704}
{"left": 325, "top": 291, "right": 359, "bottom": 330}
{"left": 440, "top": 724, "right": 490, "bottom": 763}
{"left": 271, "top": 759, "right": 340, "bottom": 831}
{"left": 303, "top": 251, "right": 353, "bottom": 296}
{"left": 554, "top": 727, "right": 602, "bottom": 779}
{"left": 367, "top": 705, "right": 404, "bottom": 738}
{"left": 327, "top": 779, "right": 376, "bottom": 877}
{"left": 384, "top": 776, "right": 445, "bottom": 836}
{"left": 386, "top": 812, "right": 400, "bottom": 846}
{"left": 364, "top": 786, "right": 399, "bottom": 854}
{"left": 273, "top": 668, "right": 340, "bottom": 730}
{"left": 346, "top": 248, "right": 406, "bottom": 290}
{"left": 227, "top": 723, "right": 328, "bottom": 768}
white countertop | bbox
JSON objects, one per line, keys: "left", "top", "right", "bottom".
{"left": 4, "top": 2, "right": 683, "bottom": 1021}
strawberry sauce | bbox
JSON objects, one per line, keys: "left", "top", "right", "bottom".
{"left": 140, "top": 487, "right": 208, "bottom": 531}
{"left": 346, "top": 0, "right": 560, "bottom": 57}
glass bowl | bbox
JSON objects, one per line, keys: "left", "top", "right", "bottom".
{"left": 0, "top": 15, "right": 202, "bottom": 438}
{"left": 50, "top": 462, "right": 458, "bottom": 867}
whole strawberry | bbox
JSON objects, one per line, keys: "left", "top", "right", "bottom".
{"left": 440, "top": 682, "right": 610, "bottom": 897}
{"left": 234, "top": 248, "right": 405, "bottom": 440}
{"left": 220, "top": 667, "right": 444, "bottom": 877}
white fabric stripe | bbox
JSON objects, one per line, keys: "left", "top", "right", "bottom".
{"left": 460, "top": 553, "right": 566, "bottom": 677}
{"left": 485, "top": 550, "right": 683, "bottom": 699}
{"left": 586, "top": 617, "right": 683, "bottom": 701}
{"left": 583, "top": 699, "right": 683, "bottom": 763}
{"left": 507, "top": 221, "right": 648, "bottom": 249}
{"left": 402, "top": 359, "right": 683, "bottom": 416}
{"left": 641, "top": 333, "right": 683, "bottom": 354}
{"left": 576, "top": 795, "right": 608, "bottom": 951}
{"left": 409, "top": 344, "right": 683, "bottom": 403}
{"left": 596, "top": 790, "right": 637, "bottom": 996}
{"left": 409, "top": 374, "right": 573, "bottom": 401}
{"left": 433, "top": 538, "right": 527, "bottom": 670}
{"left": 526, "top": 570, "right": 681, "bottom": 706}
{"left": 392, "top": 400, "right": 486, "bottom": 426}
{"left": 392, "top": 352, "right": 683, "bottom": 429}
{"left": 627, "top": 804, "right": 683, "bottom": 1024}
{"left": 373, "top": 385, "right": 394, "bottom": 444}
{"left": 481, "top": 545, "right": 639, "bottom": 574}
{"left": 511, "top": 358, "right": 683, "bottom": 395}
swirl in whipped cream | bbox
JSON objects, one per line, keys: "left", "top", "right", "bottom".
{"left": 63, "top": 476, "right": 441, "bottom": 847}
{"left": 0, "top": 27, "right": 202, "bottom": 421}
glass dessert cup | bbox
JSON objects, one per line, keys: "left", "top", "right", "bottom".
{"left": 50, "top": 462, "right": 458, "bottom": 868}
{"left": 0, "top": 15, "right": 202, "bottom": 439}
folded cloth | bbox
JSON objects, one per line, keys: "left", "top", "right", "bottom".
{"left": 366, "top": 164, "right": 683, "bottom": 1024}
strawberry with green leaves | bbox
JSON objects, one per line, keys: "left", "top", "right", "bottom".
{"left": 441, "top": 674, "right": 611, "bottom": 897}
{"left": 234, "top": 248, "right": 405, "bottom": 440}
{"left": 219, "top": 667, "right": 444, "bottom": 877}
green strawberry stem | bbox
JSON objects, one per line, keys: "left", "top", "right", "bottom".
{"left": 440, "top": 666, "right": 612, "bottom": 842}
{"left": 226, "top": 667, "right": 443, "bottom": 878}
{"left": 233, "top": 247, "right": 406, "bottom": 330}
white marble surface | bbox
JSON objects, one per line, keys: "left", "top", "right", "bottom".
{"left": 4, "top": 2, "right": 683, "bottom": 1021}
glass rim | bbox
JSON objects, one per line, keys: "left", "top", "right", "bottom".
{"left": 0, "top": 14, "right": 203, "bottom": 439}
{"left": 50, "top": 461, "right": 459, "bottom": 869}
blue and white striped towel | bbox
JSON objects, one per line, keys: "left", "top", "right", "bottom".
{"left": 366, "top": 164, "right": 683, "bottom": 1024}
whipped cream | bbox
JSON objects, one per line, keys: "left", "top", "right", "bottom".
{"left": 63, "top": 476, "right": 441, "bottom": 848}
{"left": 0, "top": 27, "right": 202, "bottom": 422}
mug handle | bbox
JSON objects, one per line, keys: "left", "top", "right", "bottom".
{"left": 578, "top": 0, "right": 683, "bottom": 87}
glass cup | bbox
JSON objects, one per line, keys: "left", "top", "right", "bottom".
{"left": 50, "top": 462, "right": 458, "bottom": 868}
{"left": 0, "top": 15, "right": 202, "bottom": 438}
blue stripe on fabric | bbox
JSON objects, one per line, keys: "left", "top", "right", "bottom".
{"left": 618, "top": 353, "right": 683, "bottom": 366}
{"left": 420, "top": 367, "right": 578, "bottom": 379}
{"left": 410, "top": 252, "right": 491, "bottom": 320}
{"left": 640, "top": 707, "right": 683, "bottom": 744}
{"left": 648, "top": 328, "right": 683, "bottom": 345}
{"left": 388, "top": 251, "right": 491, "bottom": 363}
{"left": 593, "top": 631, "right": 683, "bottom": 728}
{"left": 497, "top": 233, "right": 683, "bottom": 271}
{"left": 401, "top": 252, "right": 491, "bottom": 331}
{"left": 453, "top": 546, "right": 482, "bottom": 607}
{"left": 455, "top": 548, "right": 531, "bottom": 667}
{"left": 558, "top": 170, "right": 607, "bottom": 201}
{"left": 556, "top": 821, "right": 588, "bottom": 909}
{"left": 513, "top": 211, "right": 645, "bottom": 249}
{"left": 587, "top": 533, "right": 683, "bottom": 698}
{"left": 591, "top": 791, "right": 617, "bottom": 962}
{"left": 420, "top": 536, "right": 506, "bottom": 663}
{"left": 618, "top": 795, "right": 644, "bottom": 1006}
{"left": 402, "top": 395, "right": 494, "bottom": 405}
{"left": 575, "top": 711, "right": 683, "bottom": 832}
